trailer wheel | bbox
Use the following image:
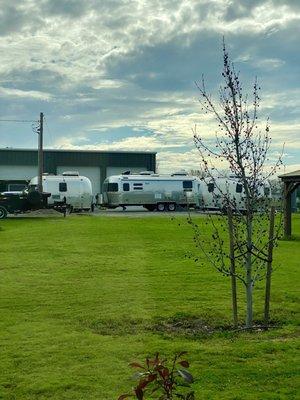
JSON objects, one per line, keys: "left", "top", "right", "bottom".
{"left": 157, "top": 203, "right": 165, "bottom": 212}
{"left": 167, "top": 203, "right": 176, "bottom": 212}
{"left": 0, "top": 206, "right": 8, "bottom": 219}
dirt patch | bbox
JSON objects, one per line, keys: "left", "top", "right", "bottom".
{"left": 149, "top": 315, "right": 232, "bottom": 337}
{"left": 79, "top": 313, "right": 286, "bottom": 338}
{"left": 79, "top": 314, "right": 232, "bottom": 338}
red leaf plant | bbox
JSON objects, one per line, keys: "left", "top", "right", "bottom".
{"left": 118, "top": 352, "right": 195, "bottom": 399}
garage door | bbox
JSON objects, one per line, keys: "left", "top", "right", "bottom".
{"left": 106, "top": 166, "right": 145, "bottom": 178}
{"left": 57, "top": 166, "right": 101, "bottom": 195}
{"left": 0, "top": 165, "right": 38, "bottom": 180}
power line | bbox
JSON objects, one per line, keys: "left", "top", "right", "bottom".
{"left": 0, "top": 119, "right": 38, "bottom": 123}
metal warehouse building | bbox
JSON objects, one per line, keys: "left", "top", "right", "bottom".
{"left": 0, "top": 148, "right": 156, "bottom": 195}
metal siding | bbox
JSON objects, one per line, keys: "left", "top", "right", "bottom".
{"left": 0, "top": 149, "right": 156, "bottom": 190}
{"left": 0, "top": 150, "right": 37, "bottom": 165}
{"left": 0, "top": 165, "right": 38, "bottom": 180}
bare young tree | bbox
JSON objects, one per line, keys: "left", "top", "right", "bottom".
{"left": 190, "top": 40, "right": 283, "bottom": 328}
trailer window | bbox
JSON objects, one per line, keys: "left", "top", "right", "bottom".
{"left": 207, "top": 183, "right": 215, "bottom": 193}
{"left": 59, "top": 182, "right": 67, "bottom": 192}
{"left": 264, "top": 187, "right": 270, "bottom": 196}
{"left": 236, "top": 183, "right": 243, "bottom": 193}
{"left": 123, "top": 183, "right": 130, "bottom": 191}
{"left": 133, "top": 183, "right": 143, "bottom": 190}
{"left": 108, "top": 183, "right": 118, "bottom": 192}
{"left": 183, "top": 181, "right": 193, "bottom": 189}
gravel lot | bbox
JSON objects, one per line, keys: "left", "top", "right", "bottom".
{"left": 9, "top": 206, "right": 205, "bottom": 219}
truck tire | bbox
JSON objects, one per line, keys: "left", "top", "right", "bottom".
{"left": 167, "top": 203, "right": 176, "bottom": 212}
{"left": 0, "top": 206, "right": 8, "bottom": 219}
{"left": 157, "top": 203, "right": 165, "bottom": 212}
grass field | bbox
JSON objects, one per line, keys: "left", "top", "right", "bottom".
{"left": 0, "top": 214, "right": 299, "bottom": 399}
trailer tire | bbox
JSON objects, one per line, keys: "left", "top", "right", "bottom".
{"left": 157, "top": 203, "right": 165, "bottom": 212}
{"left": 0, "top": 206, "right": 8, "bottom": 219}
{"left": 167, "top": 203, "right": 176, "bottom": 212}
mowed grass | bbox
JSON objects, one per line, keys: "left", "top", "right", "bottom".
{"left": 0, "top": 214, "right": 299, "bottom": 399}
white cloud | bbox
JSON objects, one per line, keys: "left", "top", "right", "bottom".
{"left": 0, "top": 0, "right": 299, "bottom": 173}
{"left": 54, "top": 135, "right": 181, "bottom": 152}
{"left": 0, "top": 86, "right": 52, "bottom": 100}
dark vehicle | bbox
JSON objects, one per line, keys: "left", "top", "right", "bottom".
{"left": 0, "top": 190, "right": 50, "bottom": 219}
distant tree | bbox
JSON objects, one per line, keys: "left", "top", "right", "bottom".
{"left": 189, "top": 169, "right": 230, "bottom": 178}
{"left": 190, "top": 40, "right": 283, "bottom": 328}
{"left": 189, "top": 169, "right": 207, "bottom": 178}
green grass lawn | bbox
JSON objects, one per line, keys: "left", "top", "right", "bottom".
{"left": 0, "top": 214, "right": 299, "bottom": 399}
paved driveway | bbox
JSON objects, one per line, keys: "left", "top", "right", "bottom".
{"left": 93, "top": 206, "right": 204, "bottom": 217}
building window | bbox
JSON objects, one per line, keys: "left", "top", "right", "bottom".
{"left": 183, "top": 181, "right": 193, "bottom": 189}
{"left": 108, "top": 183, "right": 119, "bottom": 192}
{"left": 59, "top": 182, "right": 67, "bottom": 192}
{"left": 236, "top": 183, "right": 243, "bottom": 193}
{"left": 207, "top": 183, "right": 215, "bottom": 193}
{"left": 123, "top": 183, "right": 130, "bottom": 192}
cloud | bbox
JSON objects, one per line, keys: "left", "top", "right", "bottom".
{"left": 41, "top": 0, "right": 90, "bottom": 18}
{"left": 0, "top": 86, "right": 52, "bottom": 100}
{"left": 54, "top": 135, "right": 182, "bottom": 152}
{"left": 0, "top": 0, "right": 299, "bottom": 173}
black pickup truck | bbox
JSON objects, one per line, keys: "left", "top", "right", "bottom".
{"left": 0, "top": 190, "right": 58, "bottom": 219}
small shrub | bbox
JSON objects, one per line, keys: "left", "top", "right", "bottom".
{"left": 118, "top": 352, "right": 195, "bottom": 399}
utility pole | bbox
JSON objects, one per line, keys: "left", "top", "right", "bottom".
{"left": 37, "top": 112, "right": 44, "bottom": 193}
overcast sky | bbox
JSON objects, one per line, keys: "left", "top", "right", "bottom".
{"left": 0, "top": 0, "right": 299, "bottom": 173}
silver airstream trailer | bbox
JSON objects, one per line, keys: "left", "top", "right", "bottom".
{"left": 102, "top": 171, "right": 201, "bottom": 211}
{"left": 30, "top": 171, "right": 94, "bottom": 211}
{"left": 199, "top": 176, "right": 272, "bottom": 212}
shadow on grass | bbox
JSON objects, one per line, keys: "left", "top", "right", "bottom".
{"left": 78, "top": 312, "right": 294, "bottom": 340}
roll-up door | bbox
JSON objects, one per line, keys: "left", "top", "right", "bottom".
{"left": 57, "top": 166, "right": 101, "bottom": 195}
{"left": 0, "top": 165, "right": 38, "bottom": 180}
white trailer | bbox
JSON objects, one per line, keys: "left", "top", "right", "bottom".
{"left": 102, "top": 171, "right": 201, "bottom": 211}
{"left": 199, "top": 176, "right": 272, "bottom": 211}
{"left": 30, "top": 171, "right": 94, "bottom": 211}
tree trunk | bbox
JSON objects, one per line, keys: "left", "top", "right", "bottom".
{"left": 245, "top": 274, "right": 253, "bottom": 328}
{"left": 227, "top": 207, "right": 238, "bottom": 328}
{"left": 245, "top": 215, "right": 253, "bottom": 328}
{"left": 264, "top": 206, "right": 276, "bottom": 326}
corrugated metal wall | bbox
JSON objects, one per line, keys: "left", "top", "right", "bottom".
{"left": 0, "top": 149, "right": 156, "bottom": 191}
